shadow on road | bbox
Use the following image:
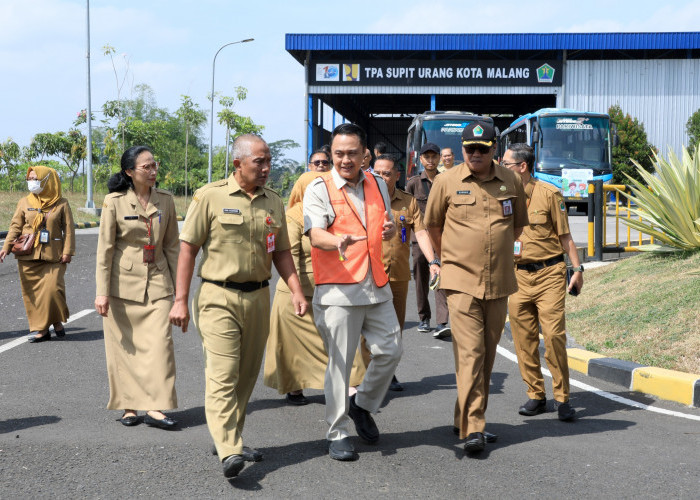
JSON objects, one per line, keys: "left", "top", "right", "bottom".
{"left": 0, "top": 415, "right": 61, "bottom": 434}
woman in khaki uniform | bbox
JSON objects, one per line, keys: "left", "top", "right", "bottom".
{"left": 263, "top": 172, "right": 366, "bottom": 405}
{"left": 0, "top": 166, "right": 75, "bottom": 342}
{"left": 95, "top": 146, "right": 180, "bottom": 429}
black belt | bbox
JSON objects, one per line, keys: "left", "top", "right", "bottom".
{"left": 202, "top": 278, "right": 269, "bottom": 292}
{"left": 516, "top": 254, "right": 564, "bottom": 272}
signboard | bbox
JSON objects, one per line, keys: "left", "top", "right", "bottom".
{"left": 310, "top": 60, "right": 561, "bottom": 87}
{"left": 561, "top": 169, "right": 593, "bottom": 199}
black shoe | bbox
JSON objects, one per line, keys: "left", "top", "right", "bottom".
{"left": 555, "top": 401, "right": 576, "bottom": 421}
{"left": 28, "top": 331, "right": 50, "bottom": 343}
{"left": 211, "top": 445, "right": 263, "bottom": 462}
{"left": 348, "top": 395, "right": 379, "bottom": 444}
{"left": 452, "top": 427, "right": 497, "bottom": 443}
{"left": 417, "top": 320, "right": 431, "bottom": 333}
{"left": 433, "top": 323, "right": 451, "bottom": 339}
{"left": 144, "top": 413, "right": 178, "bottom": 429}
{"left": 328, "top": 437, "right": 358, "bottom": 461}
{"left": 519, "top": 398, "right": 547, "bottom": 416}
{"left": 286, "top": 392, "right": 309, "bottom": 406}
{"left": 119, "top": 414, "right": 140, "bottom": 426}
{"left": 53, "top": 327, "right": 66, "bottom": 338}
{"left": 222, "top": 454, "right": 245, "bottom": 478}
{"left": 464, "top": 432, "right": 486, "bottom": 453}
{"left": 389, "top": 375, "right": 403, "bottom": 392}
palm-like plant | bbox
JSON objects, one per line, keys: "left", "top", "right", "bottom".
{"left": 620, "top": 147, "right": 700, "bottom": 251}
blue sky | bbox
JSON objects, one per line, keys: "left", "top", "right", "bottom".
{"left": 1, "top": 0, "right": 699, "bottom": 162}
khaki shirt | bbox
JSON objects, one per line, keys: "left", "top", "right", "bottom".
{"left": 424, "top": 161, "right": 528, "bottom": 299}
{"left": 3, "top": 197, "right": 75, "bottom": 262}
{"left": 382, "top": 188, "right": 425, "bottom": 281}
{"left": 96, "top": 187, "right": 179, "bottom": 302}
{"left": 276, "top": 213, "right": 314, "bottom": 297}
{"left": 516, "top": 178, "right": 571, "bottom": 264}
{"left": 180, "top": 175, "right": 290, "bottom": 283}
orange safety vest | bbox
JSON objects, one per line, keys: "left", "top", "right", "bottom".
{"left": 311, "top": 172, "right": 389, "bottom": 287}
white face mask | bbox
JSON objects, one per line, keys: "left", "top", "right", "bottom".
{"left": 27, "top": 180, "right": 43, "bottom": 194}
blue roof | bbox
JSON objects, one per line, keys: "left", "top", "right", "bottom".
{"left": 285, "top": 32, "right": 700, "bottom": 52}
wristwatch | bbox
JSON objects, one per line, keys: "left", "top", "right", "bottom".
{"left": 571, "top": 265, "right": 584, "bottom": 273}
{"left": 430, "top": 258, "right": 441, "bottom": 267}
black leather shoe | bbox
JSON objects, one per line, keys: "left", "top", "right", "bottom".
{"left": 286, "top": 392, "right": 309, "bottom": 405}
{"left": 328, "top": 437, "right": 358, "bottom": 461}
{"left": 348, "top": 395, "right": 379, "bottom": 444}
{"left": 222, "top": 454, "right": 245, "bottom": 478}
{"left": 144, "top": 413, "right": 178, "bottom": 429}
{"left": 28, "top": 331, "right": 51, "bottom": 343}
{"left": 54, "top": 327, "right": 66, "bottom": 338}
{"left": 119, "top": 414, "right": 140, "bottom": 426}
{"left": 389, "top": 375, "right": 403, "bottom": 392}
{"left": 210, "top": 444, "right": 263, "bottom": 462}
{"left": 519, "top": 398, "right": 547, "bottom": 416}
{"left": 555, "top": 401, "right": 576, "bottom": 421}
{"left": 452, "top": 427, "right": 497, "bottom": 443}
{"left": 464, "top": 432, "right": 486, "bottom": 453}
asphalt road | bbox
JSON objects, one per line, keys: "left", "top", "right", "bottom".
{"left": 0, "top": 230, "right": 698, "bottom": 499}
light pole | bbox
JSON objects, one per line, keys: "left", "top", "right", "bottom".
{"left": 208, "top": 38, "right": 254, "bottom": 183}
{"left": 85, "top": 0, "right": 94, "bottom": 208}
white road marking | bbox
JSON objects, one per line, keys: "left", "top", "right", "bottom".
{"left": 0, "top": 308, "right": 95, "bottom": 355}
{"left": 496, "top": 345, "right": 700, "bottom": 422}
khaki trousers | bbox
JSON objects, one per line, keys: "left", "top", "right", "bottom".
{"left": 313, "top": 300, "right": 402, "bottom": 442}
{"left": 193, "top": 282, "right": 270, "bottom": 460}
{"left": 413, "top": 250, "right": 449, "bottom": 324}
{"left": 508, "top": 263, "right": 570, "bottom": 402}
{"left": 447, "top": 292, "right": 507, "bottom": 439}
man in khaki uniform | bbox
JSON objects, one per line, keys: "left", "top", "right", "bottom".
{"left": 502, "top": 144, "right": 582, "bottom": 421}
{"left": 424, "top": 119, "right": 528, "bottom": 454}
{"left": 169, "top": 135, "right": 308, "bottom": 478}
{"left": 372, "top": 154, "right": 437, "bottom": 391}
{"left": 437, "top": 147, "right": 455, "bottom": 173}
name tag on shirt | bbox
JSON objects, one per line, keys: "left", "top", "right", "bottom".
{"left": 266, "top": 233, "right": 275, "bottom": 253}
{"left": 124, "top": 215, "right": 139, "bottom": 220}
{"left": 457, "top": 190, "right": 471, "bottom": 195}
{"left": 223, "top": 208, "right": 241, "bottom": 215}
{"left": 502, "top": 199, "right": 513, "bottom": 216}
{"left": 514, "top": 240, "right": 522, "bottom": 256}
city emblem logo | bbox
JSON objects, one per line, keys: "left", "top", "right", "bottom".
{"left": 343, "top": 64, "right": 360, "bottom": 81}
{"left": 536, "top": 64, "right": 555, "bottom": 83}
{"left": 473, "top": 125, "right": 484, "bottom": 137}
{"left": 316, "top": 64, "right": 339, "bottom": 82}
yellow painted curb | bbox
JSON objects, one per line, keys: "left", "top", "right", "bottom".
{"left": 567, "top": 348, "right": 605, "bottom": 375}
{"left": 632, "top": 367, "right": 700, "bottom": 406}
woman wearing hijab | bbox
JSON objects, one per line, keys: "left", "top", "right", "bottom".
{"left": 0, "top": 166, "right": 75, "bottom": 342}
{"left": 95, "top": 146, "right": 180, "bottom": 429}
{"left": 263, "top": 171, "right": 366, "bottom": 405}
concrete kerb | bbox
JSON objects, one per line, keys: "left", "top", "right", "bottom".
{"left": 502, "top": 322, "right": 700, "bottom": 408}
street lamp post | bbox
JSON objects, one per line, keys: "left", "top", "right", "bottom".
{"left": 208, "top": 38, "right": 254, "bottom": 183}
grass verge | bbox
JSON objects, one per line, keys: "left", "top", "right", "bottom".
{"left": 566, "top": 251, "right": 700, "bottom": 374}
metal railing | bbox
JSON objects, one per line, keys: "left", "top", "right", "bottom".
{"left": 587, "top": 180, "right": 654, "bottom": 260}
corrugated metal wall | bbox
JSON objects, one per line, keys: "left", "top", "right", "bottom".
{"left": 565, "top": 59, "right": 700, "bottom": 155}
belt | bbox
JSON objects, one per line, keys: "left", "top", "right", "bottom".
{"left": 202, "top": 278, "right": 269, "bottom": 292}
{"left": 516, "top": 254, "right": 564, "bottom": 272}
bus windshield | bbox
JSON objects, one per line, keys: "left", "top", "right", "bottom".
{"left": 420, "top": 119, "right": 469, "bottom": 163}
{"left": 538, "top": 115, "right": 610, "bottom": 167}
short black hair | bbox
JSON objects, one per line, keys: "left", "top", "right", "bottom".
{"left": 309, "top": 149, "right": 330, "bottom": 162}
{"left": 374, "top": 141, "right": 388, "bottom": 154}
{"left": 331, "top": 123, "right": 367, "bottom": 150}
{"left": 375, "top": 154, "right": 397, "bottom": 170}
{"left": 507, "top": 143, "right": 535, "bottom": 172}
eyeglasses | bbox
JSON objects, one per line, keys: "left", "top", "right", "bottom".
{"left": 500, "top": 161, "right": 521, "bottom": 167}
{"left": 464, "top": 145, "right": 492, "bottom": 155}
{"left": 374, "top": 170, "right": 395, "bottom": 178}
{"left": 135, "top": 162, "right": 160, "bottom": 172}
{"left": 311, "top": 160, "right": 330, "bottom": 167}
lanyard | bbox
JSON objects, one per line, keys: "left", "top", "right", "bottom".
{"left": 144, "top": 215, "right": 154, "bottom": 244}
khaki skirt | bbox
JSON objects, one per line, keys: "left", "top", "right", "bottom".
{"left": 18, "top": 260, "right": 69, "bottom": 332}
{"left": 263, "top": 288, "right": 366, "bottom": 394}
{"left": 103, "top": 293, "right": 177, "bottom": 410}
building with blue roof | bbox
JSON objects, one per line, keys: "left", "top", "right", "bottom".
{"left": 285, "top": 32, "right": 700, "bottom": 161}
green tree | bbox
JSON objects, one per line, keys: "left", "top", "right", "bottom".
{"left": 686, "top": 108, "right": 700, "bottom": 152}
{"left": 266, "top": 139, "right": 303, "bottom": 197}
{"left": 176, "top": 95, "right": 207, "bottom": 200}
{"left": 29, "top": 130, "right": 87, "bottom": 192}
{"left": 215, "top": 87, "right": 264, "bottom": 178}
{"left": 102, "top": 44, "right": 131, "bottom": 151}
{"left": 608, "top": 104, "right": 658, "bottom": 184}
{"left": 0, "top": 138, "right": 25, "bottom": 191}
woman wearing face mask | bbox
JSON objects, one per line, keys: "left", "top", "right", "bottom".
{"left": 0, "top": 166, "right": 75, "bottom": 342}
{"left": 95, "top": 146, "right": 180, "bottom": 429}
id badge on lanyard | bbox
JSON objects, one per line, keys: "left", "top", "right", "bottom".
{"left": 265, "top": 216, "right": 275, "bottom": 253}
{"left": 143, "top": 216, "right": 155, "bottom": 263}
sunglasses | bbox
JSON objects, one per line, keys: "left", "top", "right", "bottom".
{"left": 311, "top": 159, "right": 330, "bottom": 166}
{"left": 464, "top": 145, "right": 492, "bottom": 155}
